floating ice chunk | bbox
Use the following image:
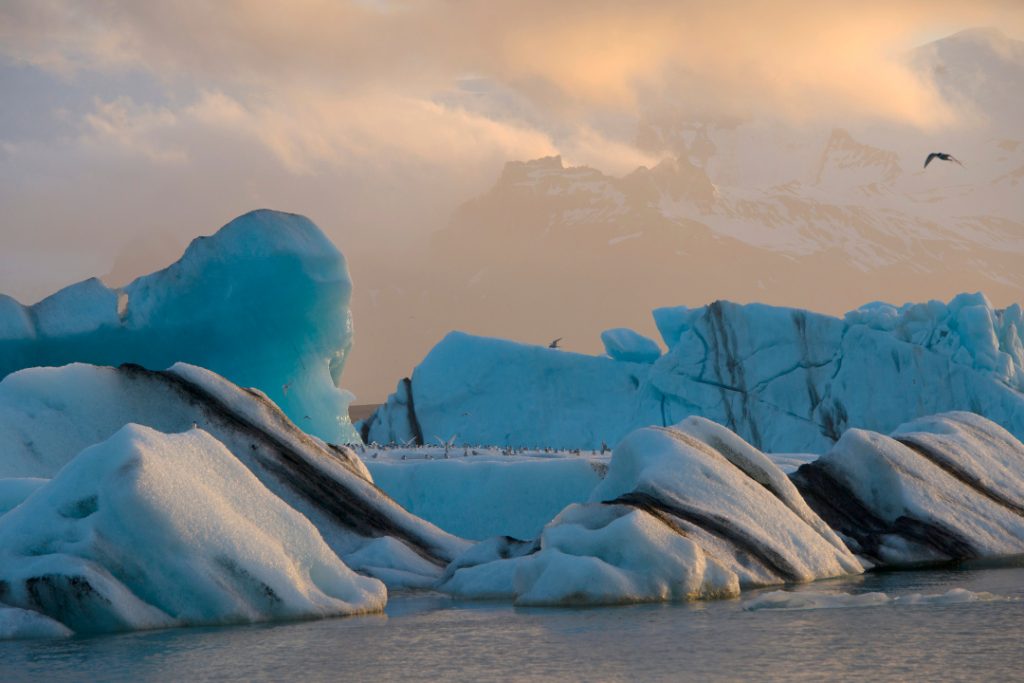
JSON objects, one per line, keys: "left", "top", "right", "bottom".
{"left": 368, "top": 293, "right": 1024, "bottom": 452}
{"left": 742, "top": 590, "right": 891, "bottom": 611}
{"left": 361, "top": 332, "right": 651, "bottom": 449}
{"left": 0, "top": 362, "right": 467, "bottom": 587}
{"left": 896, "top": 588, "right": 1007, "bottom": 605}
{"left": 793, "top": 411, "right": 1024, "bottom": 565}
{"left": 439, "top": 419, "right": 860, "bottom": 605}
{"left": 600, "top": 327, "right": 662, "bottom": 363}
{"left": 0, "top": 425, "right": 386, "bottom": 637}
{"left": 590, "top": 419, "right": 861, "bottom": 585}
{"left": 742, "top": 587, "right": 1009, "bottom": 612}
{"left": 0, "top": 210, "right": 358, "bottom": 443}
{"left": 441, "top": 503, "right": 740, "bottom": 605}
{"left": 0, "top": 605, "right": 73, "bottom": 640}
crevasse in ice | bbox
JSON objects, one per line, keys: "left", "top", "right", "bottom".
{"left": 365, "top": 294, "right": 1024, "bottom": 452}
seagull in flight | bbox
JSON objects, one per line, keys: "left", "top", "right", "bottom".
{"left": 548, "top": 338, "right": 562, "bottom": 349}
{"left": 924, "top": 152, "right": 964, "bottom": 169}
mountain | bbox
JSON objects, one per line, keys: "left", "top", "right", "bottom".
{"left": 342, "top": 28, "right": 1023, "bottom": 401}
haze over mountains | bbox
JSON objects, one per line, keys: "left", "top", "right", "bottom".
{"left": 3, "top": 27, "right": 1020, "bottom": 402}
{"left": 341, "top": 28, "right": 1023, "bottom": 401}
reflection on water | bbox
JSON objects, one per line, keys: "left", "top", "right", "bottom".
{"left": 3, "top": 566, "right": 1023, "bottom": 682}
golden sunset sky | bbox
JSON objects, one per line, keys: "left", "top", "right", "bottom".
{"left": 2, "top": 1, "right": 1023, "bottom": 400}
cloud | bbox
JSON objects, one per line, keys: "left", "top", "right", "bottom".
{"left": 1, "top": 0, "right": 1022, "bottom": 301}
{"left": 185, "top": 89, "right": 558, "bottom": 175}
{"left": 81, "top": 96, "right": 186, "bottom": 163}
{"left": 4, "top": 1, "right": 1022, "bottom": 129}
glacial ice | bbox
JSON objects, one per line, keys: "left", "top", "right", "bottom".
{"left": 365, "top": 453, "right": 605, "bottom": 541}
{"left": 600, "top": 327, "right": 662, "bottom": 363}
{"left": 0, "top": 209, "right": 358, "bottom": 444}
{"left": 441, "top": 503, "right": 742, "bottom": 605}
{"left": 366, "top": 294, "right": 1024, "bottom": 453}
{"left": 793, "top": 411, "right": 1024, "bottom": 566}
{"left": 0, "top": 605, "right": 73, "bottom": 640}
{"left": 438, "top": 417, "right": 862, "bottom": 605}
{"left": 0, "top": 425, "right": 386, "bottom": 636}
{"left": 0, "top": 362, "right": 468, "bottom": 586}
{"left": 742, "top": 587, "right": 1007, "bottom": 612}
{"left": 361, "top": 332, "right": 651, "bottom": 449}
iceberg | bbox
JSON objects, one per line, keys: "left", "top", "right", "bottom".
{"left": 0, "top": 425, "right": 386, "bottom": 636}
{"left": 365, "top": 294, "right": 1024, "bottom": 453}
{"left": 741, "top": 587, "right": 1007, "bottom": 612}
{"left": 0, "top": 209, "right": 358, "bottom": 444}
{"left": 364, "top": 450, "right": 606, "bottom": 540}
{"left": 361, "top": 332, "right": 652, "bottom": 449}
{"left": 792, "top": 411, "right": 1024, "bottom": 566}
{"left": 600, "top": 327, "right": 662, "bottom": 363}
{"left": 0, "top": 362, "right": 468, "bottom": 587}
{"left": 0, "top": 605, "right": 73, "bottom": 640}
{"left": 439, "top": 417, "right": 862, "bottom": 605}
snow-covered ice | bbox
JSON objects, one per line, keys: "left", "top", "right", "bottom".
{"left": 438, "top": 417, "right": 862, "bottom": 605}
{"left": 792, "top": 411, "right": 1024, "bottom": 566}
{"left": 0, "top": 362, "right": 468, "bottom": 587}
{"left": 0, "top": 425, "right": 386, "bottom": 636}
{"left": 441, "top": 502, "right": 741, "bottom": 605}
{"left": 0, "top": 210, "right": 358, "bottom": 444}
{"left": 366, "top": 293, "right": 1024, "bottom": 453}
{"left": 0, "top": 605, "right": 73, "bottom": 640}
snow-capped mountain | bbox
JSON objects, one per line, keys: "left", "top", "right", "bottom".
{"left": 342, "top": 28, "right": 1022, "bottom": 400}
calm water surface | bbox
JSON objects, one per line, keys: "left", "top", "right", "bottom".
{"left": 2, "top": 565, "right": 1022, "bottom": 682}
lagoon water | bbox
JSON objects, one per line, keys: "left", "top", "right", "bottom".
{"left": 3, "top": 564, "right": 1022, "bottom": 682}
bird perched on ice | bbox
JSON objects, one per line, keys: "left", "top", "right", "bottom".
{"left": 923, "top": 152, "right": 964, "bottom": 168}
{"left": 549, "top": 338, "right": 562, "bottom": 349}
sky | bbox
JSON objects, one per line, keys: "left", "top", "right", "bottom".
{"left": 2, "top": 0, "right": 1023, "bottom": 400}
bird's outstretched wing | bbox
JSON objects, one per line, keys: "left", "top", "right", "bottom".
{"left": 924, "top": 152, "right": 940, "bottom": 168}
{"left": 947, "top": 154, "right": 964, "bottom": 167}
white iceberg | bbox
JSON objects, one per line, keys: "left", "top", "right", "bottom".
{"left": 0, "top": 425, "right": 386, "bottom": 637}
{"left": 792, "top": 411, "right": 1024, "bottom": 566}
{"left": 0, "top": 362, "right": 468, "bottom": 587}
{"left": 0, "top": 605, "right": 73, "bottom": 640}
{"left": 361, "top": 332, "right": 652, "bottom": 449}
{"left": 365, "top": 294, "right": 1024, "bottom": 453}
{"left": 0, "top": 209, "right": 358, "bottom": 444}
{"left": 439, "top": 417, "right": 862, "bottom": 605}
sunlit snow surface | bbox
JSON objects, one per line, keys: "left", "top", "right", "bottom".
{"left": 365, "top": 292, "right": 1024, "bottom": 453}
{"left": 0, "top": 362, "right": 467, "bottom": 594}
{"left": 0, "top": 209, "right": 358, "bottom": 443}
{"left": 0, "top": 425, "right": 386, "bottom": 637}
{"left": 793, "top": 411, "right": 1024, "bottom": 565}
{"left": 3, "top": 363, "right": 1024, "bottom": 634}
{"left": 437, "top": 417, "right": 862, "bottom": 606}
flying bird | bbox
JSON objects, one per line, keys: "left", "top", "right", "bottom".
{"left": 924, "top": 152, "right": 964, "bottom": 169}
{"left": 548, "top": 338, "right": 562, "bottom": 349}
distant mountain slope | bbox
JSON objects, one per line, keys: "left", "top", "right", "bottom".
{"left": 344, "top": 28, "right": 1023, "bottom": 401}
